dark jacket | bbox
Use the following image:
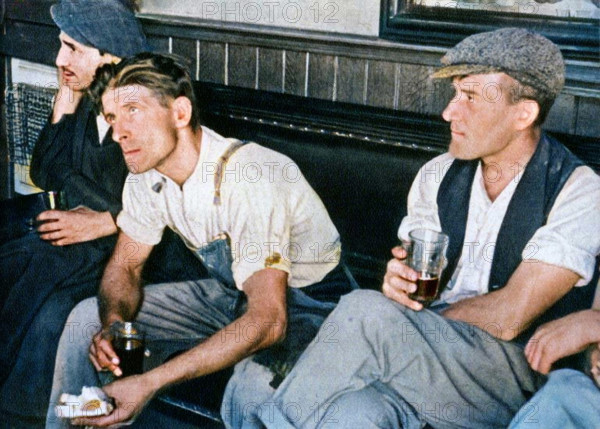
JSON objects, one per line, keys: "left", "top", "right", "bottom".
{"left": 0, "top": 97, "right": 124, "bottom": 418}
{"left": 30, "top": 96, "right": 128, "bottom": 217}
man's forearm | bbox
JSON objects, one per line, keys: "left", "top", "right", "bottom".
{"left": 140, "top": 269, "right": 288, "bottom": 396}
{"left": 141, "top": 308, "right": 285, "bottom": 395}
{"left": 585, "top": 310, "right": 600, "bottom": 344}
{"left": 98, "top": 235, "right": 149, "bottom": 328}
{"left": 98, "top": 262, "right": 143, "bottom": 328}
{"left": 442, "top": 292, "right": 525, "bottom": 340}
{"left": 442, "top": 261, "right": 579, "bottom": 341}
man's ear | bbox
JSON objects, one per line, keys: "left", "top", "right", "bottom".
{"left": 516, "top": 99, "right": 540, "bottom": 130}
{"left": 101, "top": 53, "right": 121, "bottom": 65}
{"left": 172, "top": 96, "right": 193, "bottom": 128}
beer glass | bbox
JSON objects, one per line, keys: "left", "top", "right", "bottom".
{"left": 40, "top": 190, "right": 65, "bottom": 210}
{"left": 110, "top": 322, "right": 145, "bottom": 377}
{"left": 24, "top": 190, "right": 66, "bottom": 230}
{"left": 407, "top": 228, "right": 449, "bottom": 306}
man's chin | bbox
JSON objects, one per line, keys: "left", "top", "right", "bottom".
{"left": 62, "top": 81, "right": 88, "bottom": 92}
{"left": 449, "top": 142, "right": 477, "bottom": 160}
{"left": 126, "top": 163, "right": 150, "bottom": 175}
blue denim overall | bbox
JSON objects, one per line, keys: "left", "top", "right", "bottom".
{"left": 192, "top": 140, "right": 356, "bottom": 387}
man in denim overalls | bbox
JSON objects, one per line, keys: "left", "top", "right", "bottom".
{"left": 46, "top": 53, "right": 356, "bottom": 428}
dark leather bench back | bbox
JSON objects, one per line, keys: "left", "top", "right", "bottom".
{"left": 193, "top": 83, "right": 447, "bottom": 287}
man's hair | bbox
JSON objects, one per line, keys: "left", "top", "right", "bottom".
{"left": 89, "top": 53, "right": 201, "bottom": 131}
{"left": 506, "top": 81, "right": 554, "bottom": 127}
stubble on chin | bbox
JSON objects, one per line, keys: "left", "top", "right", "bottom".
{"left": 448, "top": 140, "right": 463, "bottom": 159}
{"left": 448, "top": 140, "right": 478, "bottom": 161}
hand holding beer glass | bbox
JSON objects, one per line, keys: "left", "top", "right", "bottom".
{"left": 406, "top": 228, "right": 449, "bottom": 306}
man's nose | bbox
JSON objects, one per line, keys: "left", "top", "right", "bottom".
{"left": 442, "top": 100, "right": 457, "bottom": 123}
{"left": 55, "top": 46, "right": 69, "bottom": 68}
{"left": 112, "top": 121, "right": 128, "bottom": 143}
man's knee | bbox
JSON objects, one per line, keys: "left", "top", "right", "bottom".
{"left": 324, "top": 387, "right": 401, "bottom": 428}
{"left": 336, "top": 289, "right": 396, "bottom": 317}
{"left": 333, "top": 289, "right": 413, "bottom": 329}
{"left": 60, "top": 297, "right": 100, "bottom": 347}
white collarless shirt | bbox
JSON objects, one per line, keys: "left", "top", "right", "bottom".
{"left": 398, "top": 152, "right": 600, "bottom": 304}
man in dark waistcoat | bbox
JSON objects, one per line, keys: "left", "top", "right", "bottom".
{"left": 0, "top": 0, "right": 205, "bottom": 424}
{"left": 261, "top": 28, "right": 600, "bottom": 429}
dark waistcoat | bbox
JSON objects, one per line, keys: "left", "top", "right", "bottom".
{"left": 437, "top": 133, "right": 599, "bottom": 346}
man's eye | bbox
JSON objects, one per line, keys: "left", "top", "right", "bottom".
{"left": 128, "top": 107, "right": 139, "bottom": 114}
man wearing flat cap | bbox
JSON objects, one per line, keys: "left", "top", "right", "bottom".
{"left": 0, "top": 0, "right": 204, "bottom": 424}
{"left": 258, "top": 28, "right": 600, "bottom": 428}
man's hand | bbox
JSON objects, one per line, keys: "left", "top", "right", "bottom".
{"left": 37, "top": 207, "right": 117, "bottom": 246}
{"left": 382, "top": 246, "right": 423, "bottom": 311}
{"left": 89, "top": 330, "right": 122, "bottom": 377}
{"left": 52, "top": 70, "right": 85, "bottom": 123}
{"left": 71, "top": 375, "right": 155, "bottom": 427}
{"left": 525, "top": 310, "right": 600, "bottom": 374}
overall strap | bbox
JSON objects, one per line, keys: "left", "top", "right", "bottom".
{"left": 213, "top": 140, "right": 246, "bottom": 206}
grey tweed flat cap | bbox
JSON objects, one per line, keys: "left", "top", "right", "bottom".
{"left": 51, "top": 0, "right": 150, "bottom": 59}
{"left": 431, "top": 28, "right": 565, "bottom": 98}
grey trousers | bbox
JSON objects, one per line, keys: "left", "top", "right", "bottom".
{"left": 264, "top": 290, "right": 543, "bottom": 429}
{"left": 45, "top": 279, "right": 242, "bottom": 429}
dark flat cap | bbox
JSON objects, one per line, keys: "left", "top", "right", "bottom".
{"left": 431, "top": 28, "right": 565, "bottom": 98}
{"left": 51, "top": 0, "right": 150, "bottom": 58}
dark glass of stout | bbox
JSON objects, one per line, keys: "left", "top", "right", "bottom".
{"left": 110, "top": 321, "right": 145, "bottom": 377}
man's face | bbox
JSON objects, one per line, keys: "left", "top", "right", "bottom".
{"left": 102, "top": 84, "right": 179, "bottom": 175}
{"left": 442, "top": 73, "right": 523, "bottom": 162}
{"left": 56, "top": 32, "right": 113, "bottom": 91}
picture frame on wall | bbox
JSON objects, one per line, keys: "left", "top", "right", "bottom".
{"left": 380, "top": 0, "right": 600, "bottom": 61}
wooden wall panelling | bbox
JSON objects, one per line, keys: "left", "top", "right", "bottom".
{"left": 283, "top": 50, "right": 306, "bottom": 96}
{"left": 365, "top": 60, "right": 395, "bottom": 109}
{"left": 336, "top": 56, "right": 367, "bottom": 105}
{"left": 429, "top": 77, "right": 455, "bottom": 117}
{"left": 307, "top": 53, "right": 335, "bottom": 100}
{"left": 228, "top": 44, "right": 257, "bottom": 89}
{"left": 257, "top": 48, "right": 284, "bottom": 93}
{"left": 198, "top": 41, "right": 226, "bottom": 84}
{"left": 396, "top": 63, "right": 430, "bottom": 113}
{"left": 171, "top": 37, "right": 198, "bottom": 79}
{"left": 147, "top": 35, "right": 170, "bottom": 54}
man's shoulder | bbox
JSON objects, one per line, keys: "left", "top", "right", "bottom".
{"left": 202, "top": 126, "right": 295, "bottom": 164}
{"left": 235, "top": 142, "right": 295, "bottom": 164}
{"left": 567, "top": 164, "right": 600, "bottom": 190}
{"left": 414, "top": 152, "right": 457, "bottom": 185}
{"left": 423, "top": 152, "right": 456, "bottom": 170}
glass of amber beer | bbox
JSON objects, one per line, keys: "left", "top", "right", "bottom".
{"left": 407, "top": 228, "right": 449, "bottom": 306}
